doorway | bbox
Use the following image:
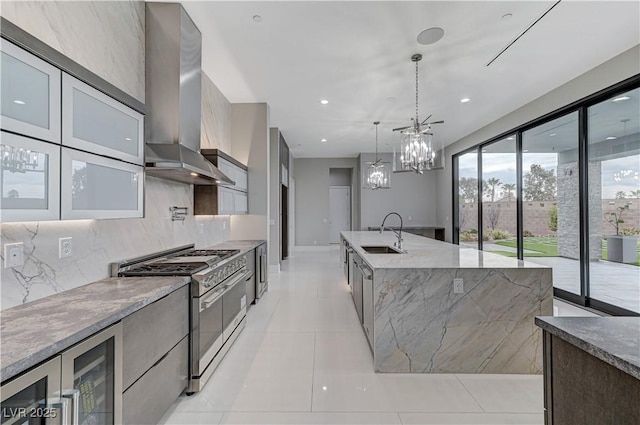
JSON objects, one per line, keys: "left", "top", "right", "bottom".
{"left": 330, "top": 186, "right": 351, "bottom": 244}
{"left": 281, "top": 184, "right": 289, "bottom": 260}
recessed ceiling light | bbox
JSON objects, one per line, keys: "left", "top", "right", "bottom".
{"left": 13, "top": 100, "right": 25, "bottom": 105}
{"left": 523, "top": 149, "right": 529, "bottom": 153}
{"left": 417, "top": 27, "right": 445, "bottom": 45}
{"left": 612, "top": 96, "right": 630, "bottom": 102}
{"left": 252, "top": 15, "right": 262, "bottom": 23}
{"left": 460, "top": 98, "right": 470, "bottom": 103}
{"left": 507, "top": 137, "right": 515, "bottom": 140}
{"left": 549, "top": 133, "right": 557, "bottom": 137}
{"left": 501, "top": 13, "right": 513, "bottom": 21}
{"left": 320, "top": 99, "right": 329, "bottom": 105}
{"left": 481, "top": 149, "right": 487, "bottom": 152}
{"left": 606, "top": 136, "right": 617, "bottom": 140}
{"left": 190, "top": 172, "right": 198, "bottom": 177}
{"left": 125, "top": 137, "right": 132, "bottom": 141}
{"left": 321, "top": 138, "right": 327, "bottom": 143}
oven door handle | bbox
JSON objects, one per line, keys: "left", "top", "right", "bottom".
{"left": 223, "top": 269, "right": 252, "bottom": 292}
{"left": 201, "top": 286, "right": 226, "bottom": 310}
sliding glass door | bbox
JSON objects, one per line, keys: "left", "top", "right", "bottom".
{"left": 451, "top": 79, "right": 639, "bottom": 316}
{"left": 587, "top": 87, "right": 639, "bottom": 314}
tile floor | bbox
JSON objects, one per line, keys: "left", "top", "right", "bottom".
{"left": 160, "top": 247, "right": 595, "bottom": 425}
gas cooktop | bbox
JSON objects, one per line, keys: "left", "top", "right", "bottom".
{"left": 122, "top": 262, "right": 209, "bottom": 276}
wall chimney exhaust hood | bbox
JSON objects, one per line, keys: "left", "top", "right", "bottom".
{"left": 144, "top": 2, "right": 234, "bottom": 186}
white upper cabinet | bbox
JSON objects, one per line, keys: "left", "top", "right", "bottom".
{"left": 62, "top": 74, "right": 144, "bottom": 165}
{"left": 61, "top": 148, "right": 144, "bottom": 220}
{"left": 0, "top": 39, "right": 61, "bottom": 143}
{"left": 0, "top": 132, "right": 61, "bottom": 222}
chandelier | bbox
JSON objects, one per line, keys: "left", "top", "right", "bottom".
{"left": 363, "top": 121, "right": 391, "bottom": 189}
{"left": 392, "top": 54, "right": 444, "bottom": 173}
{"left": 1, "top": 145, "right": 39, "bottom": 173}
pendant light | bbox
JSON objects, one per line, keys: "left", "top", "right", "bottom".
{"left": 363, "top": 121, "right": 391, "bottom": 190}
{"left": 392, "top": 54, "right": 445, "bottom": 173}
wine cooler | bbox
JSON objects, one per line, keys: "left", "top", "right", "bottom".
{"left": 1, "top": 324, "right": 122, "bottom": 425}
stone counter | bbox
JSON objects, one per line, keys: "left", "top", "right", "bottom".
{"left": 342, "top": 231, "right": 553, "bottom": 374}
{"left": 535, "top": 317, "right": 640, "bottom": 424}
{"left": 0, "top": 276, "right": 189, "bottom": 382}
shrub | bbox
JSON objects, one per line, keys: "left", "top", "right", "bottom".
{"left": 548, "top": 204, "right": 557, "bottom": 232}
{"left": 491, "top": 229, "right": 511, "bottom": 240}
{"left": 523, "top": 230, "right": 534, "bottom": 237}
{"left": 469, "top": 228, "right": 478, "bottom": 234}
{"left": 460, "top": 231, "right": 478, "bottom": 242}
{"left": 620, "top": 227, "right": 640, "bottom": 236}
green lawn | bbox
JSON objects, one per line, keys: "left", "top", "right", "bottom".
{"left": 493, "top": 237, "right": 640, "bottom": 266}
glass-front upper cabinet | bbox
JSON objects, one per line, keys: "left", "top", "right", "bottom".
{"left": 0, "top": 39, "right": 61, "bottom": 143}
{"left": 62, "top": 74, "right": 144, "bottom": 165}
{"left": 61, "top": 148, "right": 143, "bottom": 220}
{"left": 1, "top": 131, "right": 60, "bottom": 222}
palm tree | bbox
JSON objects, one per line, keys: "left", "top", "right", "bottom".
{"left": 485, "top": 178, "right": 502, "bottom": 202}
{"left": 615, "top": 191, "right": 627, "bottom": 199}
{"left": 502, "top": 183, "right": 516, "bottom": 201}
{"left": 630, "top": 189, "right": 640, "bottom": 199}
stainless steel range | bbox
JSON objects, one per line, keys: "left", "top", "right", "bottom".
{"left": 111, "top": 244, "right": 250, "bottom": 393}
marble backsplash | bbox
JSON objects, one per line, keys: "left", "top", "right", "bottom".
{"left": 0, "top": 177, "right": 230, "bottom": 309}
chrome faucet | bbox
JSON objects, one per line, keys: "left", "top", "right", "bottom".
{"left": 380, "top": 212, "right": 404, "bottom": 250}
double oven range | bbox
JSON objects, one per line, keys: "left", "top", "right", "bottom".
{"left": 112, "top": 244, "right": 252, "bottom": 393}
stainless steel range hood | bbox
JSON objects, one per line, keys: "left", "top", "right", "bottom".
{"left": 145, "top": 2, "right": 233, "bottom": 186}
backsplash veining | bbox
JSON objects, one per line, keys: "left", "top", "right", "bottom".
{"left": 1, "top": 177, "right": 230, "bottom": 309}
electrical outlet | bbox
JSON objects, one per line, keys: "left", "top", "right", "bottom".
{"left": 408, "top": 215, "right": 412, "bottom": 221}
{"left": 453, "top": 278, "right": 464, "bottom": 294}
{"left": 4, "top": 243, "right": 24, "bottom": 268}
{"left": 59, "top": 237, "right": 73, "bottom": 258}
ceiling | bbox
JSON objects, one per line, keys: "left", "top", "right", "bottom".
{"left": 171, "top": 1, "right": 639, "bottom": 158}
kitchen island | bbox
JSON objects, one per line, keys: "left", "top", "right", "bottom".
{"left": 341, "top": 231, "right": 552, "bottom": 374}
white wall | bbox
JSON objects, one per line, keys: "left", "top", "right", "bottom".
{"left": 436, "top": 45, "right": 640, "bottom": 242}
{"left": 294, "top": 158, "right": 357, "bottom": 246}
{"left": 360, "top": 153, "right": 439, "bottom": 229}
{"left": 0, "top": 2, "right": 234, "bottom": 308}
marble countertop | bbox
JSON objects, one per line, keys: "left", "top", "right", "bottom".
{"left": 341, "top": 231, "right": 547, "bottom": 270}
{"left": 535, "top": 317, "right": 640, "bottom": 380}
{"left": 206, "top": 239, "right": 265, "bottom": 254}
{"left": 0, "top": 276, "right": 189, "bottom": 382}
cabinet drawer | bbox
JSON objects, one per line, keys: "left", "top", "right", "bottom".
{"left": 122, "top": 286, "right": 189, "bottom": 390}
{"left": 62, "top": 74, "right": 144, "bottom": 165}
{"left": 122, "top": 335, "right": 188, "bottom": 425}
{"left": 0, "top": 39, "right": 61, "bottom": 143}
{"left": 61, "top": 147, "right": 144, "bottom": 219}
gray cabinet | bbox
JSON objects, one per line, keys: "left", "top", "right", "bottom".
{"left": 61, "top": 148, "right": 144, "bottom": 219}
{"left": 122, "top": 286, "right": 189, "bottom": 425}
{"left": 62, "top": 74, "right": 144, "bottom": 165}
{"left": 1, "top": 132, "right": 61, "bottom": 222}
{"left": 194, "top": 149, "right": 248, "bottom": 215}
{"left": 0, "top": 39, "right": 61, "bottom": 143}
{"left": 351, "top": 254, "right": 363, "bottom": 324}
{"left": 361, "top": 264, "right": 374, "bottom": 352}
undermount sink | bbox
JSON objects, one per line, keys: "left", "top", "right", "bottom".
{"left": 361, "top": 245, "right": 403, "bottom": 254}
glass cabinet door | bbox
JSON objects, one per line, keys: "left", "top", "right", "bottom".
{"left": 1, "top": 132, "right": 60, "bottom": 222}
{"left": 62, "top": 74, "right": 143, "bottom": 165}
{"left": 0, "top": 39, "right": 61, "bottom": 143}
{"left": 61, "top": 148, "right": 144, "bottom": 220}
{"left": 1, "top": 357, "right": 61, "bottom": 425}
{"left": 61, "top": 324, "right": 122, "bottom": 425}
